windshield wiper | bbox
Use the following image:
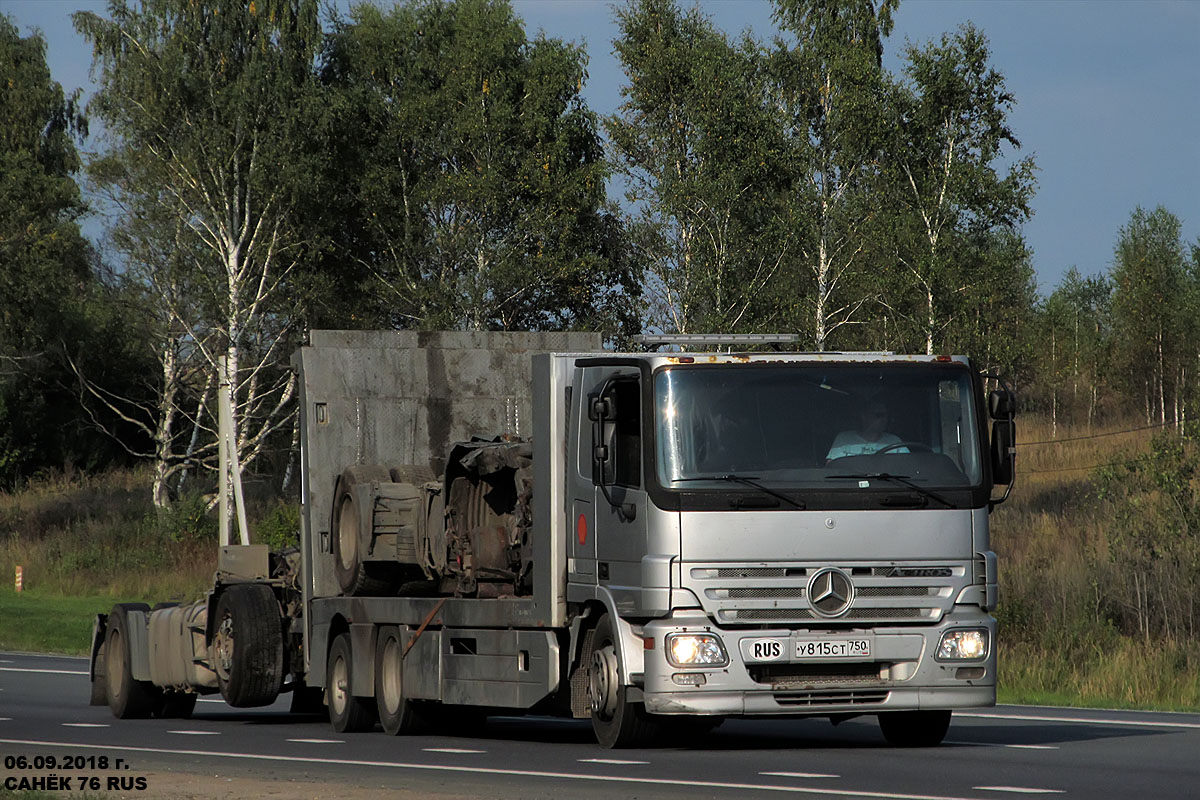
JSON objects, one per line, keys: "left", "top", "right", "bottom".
{"left": 674, "top": 474, "right": 806, "bottom": 509}
{"left": 826, "top": 472, "right": 954, "bottom": 508}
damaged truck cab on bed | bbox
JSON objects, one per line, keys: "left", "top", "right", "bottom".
{"left": 91, "top": 331, "right": 1015, "bottom": 748}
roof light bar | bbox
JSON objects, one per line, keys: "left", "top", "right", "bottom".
{"left": 633, "top": 333, "right": 800, "bottom": 351}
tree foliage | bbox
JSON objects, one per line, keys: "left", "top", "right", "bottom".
{"left": 316, "top": 0, "right": 638, "bottom": 336}
{"left": 0, "top": 15, "right": 139, "bottom": 483}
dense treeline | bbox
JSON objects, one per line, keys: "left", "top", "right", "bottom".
{"left": 1, "top": 0, "right": 1197, "bottom": 496}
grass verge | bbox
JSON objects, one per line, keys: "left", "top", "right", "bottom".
{"left": 0, "top": 589, "right": 129, "bottom": 656}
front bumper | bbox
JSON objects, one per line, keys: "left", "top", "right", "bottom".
{"left": 640, "top": 608, "right": 996, "bottom": 717}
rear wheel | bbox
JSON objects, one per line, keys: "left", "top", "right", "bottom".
{"left": 89, "top": 640, "right": 107, "bottom": 706}
{"left": 211, "top": 584, "right": 284, "bottom": 707}
{"left": 105, "top": 604, "right": 158, "bottom": 719}
{"left": 332, "top": 466, "right": 396, "bottom": 596}
{"left": 375, "top": 627, "right": 424, "bottom": 735}
{"left": 878, "top": 710, "right": 952, "bottom": 747}
{"left": 328, "top": 633, "right": 376, "bottom": 733}
{"left": 587, "top": 613, "right": 660, "bottom": 749}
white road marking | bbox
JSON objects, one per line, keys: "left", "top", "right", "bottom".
{"left": 0, "top": 718, "right": 10, "bottom": 721}
{"left": 946, "top": 741, "right": 1059, "bottom": 751}
{"left": 974, "top": 788, "right": 1064, "bottom": 795}
{"left": 62, "top": 723, "right": 109, "bottom": 728}
{"left": 423, "top": 747, "right": 486, "bottom": 754}
{"left": 1005, "top": 745, "right": 1058, "bottom": 751}
{"left": 0, "top": 738, "right": 1002, "bottom": 800}
{"left": 0, "top": 667, "right": 88, "bottom": 675}
{"left": 287, "top": 739, "right": 344, "bottom": 744}
{"left": 960, "top": 711, "right": 1200, "bottom": 730}
{"left": 198, "top": 698, "right": 225, "bottom": 704}
{"left": 0, "top": 659, "right": 12, "bottom": 663}
{"left": 578, "top": 758, "right": 649, "bottom": 765}
{"left": 762, "top": 772, "right": 840, "bottom": 779}
{"left": 168, "top": 730, "right": 221, "bottom": 735}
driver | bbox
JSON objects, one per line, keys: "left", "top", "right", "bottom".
{"left": 826, "top": 398, "right": 908, "bottom": 460}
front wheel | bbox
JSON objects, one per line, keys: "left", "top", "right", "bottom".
{"left": 878, "top": 710, "right": 952, "bottom": 747}
{"left": 587, "top": 613, "right": 659, "bottom": 749}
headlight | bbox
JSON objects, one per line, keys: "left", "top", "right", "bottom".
{"left": 665, "top": 632, "right": 728, "bottom": 667}
{"left": 936, "top": 629, "right": 989, "bottom": 661}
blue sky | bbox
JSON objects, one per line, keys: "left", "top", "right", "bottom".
{"left": 5, "top": 0, "right": 1198, "bottom": 293}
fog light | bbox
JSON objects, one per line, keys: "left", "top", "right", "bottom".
{"left": 672, "top": 672, "right": 707, "bottom": 686}
{"left": 665, "top": 632, "right": 728, "bottom": 667}
{"left": 936, "top": 629, "right": 989, "bottom": 661}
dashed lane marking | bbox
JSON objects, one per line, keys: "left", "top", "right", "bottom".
{"left": 0, "top": 738, "right": 1004, "bottom": 800}
{"left": 423, "top": 748, "right": 486, "bottom": 754}
{"left": 974, "top": 788, "right": 1064, "bottom": 795}
{"left": 0, "top": 718, "right": 10, "bottom": 722}
{"left": 167, "top": 730, "right": 221, "bottom": 735}
{"left": 0, "top": 667, "right": 88, "bottom": 676}
{"left": 762, "top": 772, "right": 840, "bottom": 779}
{"left": 287, "top": 739, "right": 344, "bottom": 744}
{"left": 62, "top": 723, "right": 109, "bottom": 728}
{"left": 1005, "top": 745, "right": 1059, "bottom": 750}
{"left": 578, "top": 758, "right": 649, "bottom": 765}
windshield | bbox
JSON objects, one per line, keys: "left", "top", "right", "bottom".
{"left": 654, "top": 363, "right": 982, "bottom": 490}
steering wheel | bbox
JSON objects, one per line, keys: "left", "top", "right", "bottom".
{"left": 875, "top": 441, "right": 933, "bottom": 455}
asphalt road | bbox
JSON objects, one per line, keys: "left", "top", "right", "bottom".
{"left": 2, "top": 650, "right": 1199, "bottom": 799}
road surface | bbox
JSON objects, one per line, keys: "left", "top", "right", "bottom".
{"left": 2, "top": 651, "right": 1197, "bottom": 799}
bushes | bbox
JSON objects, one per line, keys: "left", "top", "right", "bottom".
{"left": 996, "top": 420, "right": 1200, "bottom": 709}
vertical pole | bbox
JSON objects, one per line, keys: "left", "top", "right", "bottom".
{"left": 14, "top": 565, "right": 22, "bottom": 593}
{"left": 218, "top": 356, "right": 252, "bottom": 547}
{"left": 218, "top": 357, "right": 231, "bottom": 547}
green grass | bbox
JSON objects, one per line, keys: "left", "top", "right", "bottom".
{"left": 0, "top": 589, "right": 129, "bottom": 655}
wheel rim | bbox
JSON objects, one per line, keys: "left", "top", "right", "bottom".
{"left": 107, "top": 628, "right": 124, "bottom": 700}
{"left": 331, "top": 653, "right": 349, "bottom": 716}
{"left": 338, "top": 496, "right": 358, "bottom": 570}
{"left": 588, "top": 643, "right": 619, "bottom": 721}
{"left": 213, "top": 614, "right": 234, "bottom": 681}
{"left": 381, "top": 637, "right": 402, "bottom": 715}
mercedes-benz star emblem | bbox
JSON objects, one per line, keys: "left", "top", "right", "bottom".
{"left": 808, "top": 567, "right": 854, "bottom": 617}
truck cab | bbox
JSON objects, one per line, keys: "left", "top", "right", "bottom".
{"left": 569, "top": 343, "right": 1009, "bottom": 746}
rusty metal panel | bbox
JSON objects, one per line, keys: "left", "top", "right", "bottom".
{"left": 294, "top": 331, "right": 601, "bottom": 671}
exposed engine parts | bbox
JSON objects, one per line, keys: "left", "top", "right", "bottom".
{"left": 331, "top": 438, "right": 534, "bottom": 598}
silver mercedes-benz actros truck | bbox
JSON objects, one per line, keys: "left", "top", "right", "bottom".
{"left": 91, "top": 330, "right": 1014, "bottom": 749}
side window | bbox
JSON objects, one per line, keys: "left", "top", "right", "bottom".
{"left": 611, "top": 380, "right": 641, "bottom": 488}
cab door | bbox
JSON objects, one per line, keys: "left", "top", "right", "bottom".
{"left": 589, "top": 373, "right": 649, "bottom": 614}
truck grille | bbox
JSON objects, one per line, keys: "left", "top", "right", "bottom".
{"left": 685, "top": 562, "right": 966, "bottom": 626}
{"left": 773, "top": 689, "right": 890, "bottom": 707}
{"left": 749, "top": 663, "right": 884, "bottom": 686}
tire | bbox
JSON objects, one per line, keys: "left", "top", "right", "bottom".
{"left": 105, "top": 603, "right": 158, "bottom": 719}
{"left": 587, "top": 613, "right": 660, "bottom": 749}
{"left": 332, "top": 465, "right": 396, "bottom": 596}
{"left": 328, "top": 633, "right": 376, "bottom": 733}
{"left": 156, "top": 691, "right": 198, "bottom": 719}
{"left": 878, "top": 710, "right": 952, "bottom": 747}
{"left": 375, "top": 627, "right": 424, "bottom": 735}
{"left": 90, "top": 640, "right": 107, "bottom": 706}
{"left": 210, "top": 584, "right": 284, "bottom": 708}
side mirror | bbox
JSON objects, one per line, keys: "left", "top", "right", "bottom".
{"left": 991, "top": 420, "right": 1014, "bottom": 486}
{"left": 989, "top": 389, "right": 1015, "bottom": 419}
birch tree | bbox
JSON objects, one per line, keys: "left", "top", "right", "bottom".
{"left": 609, "top": 0, "right": 790, "bottom": 336}
{"left": 884, "top": 23, "right": 1035, "bottom": 354}
{"left": 75, "top": 0, "right": 321, "bottom": 505}
{"left": 770, "top": 0, "right": 897, "bottom": 350}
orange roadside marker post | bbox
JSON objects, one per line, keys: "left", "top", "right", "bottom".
{"left": 14, "top": 565, "right": 22, "bottom": 593}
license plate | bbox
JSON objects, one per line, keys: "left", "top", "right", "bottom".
{"left": 795, "top": 638, "right": 871, "bottom": 659}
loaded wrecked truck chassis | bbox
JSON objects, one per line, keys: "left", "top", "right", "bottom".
{"left": 90, "top": 331, "right": 1015, "bottom": 748}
